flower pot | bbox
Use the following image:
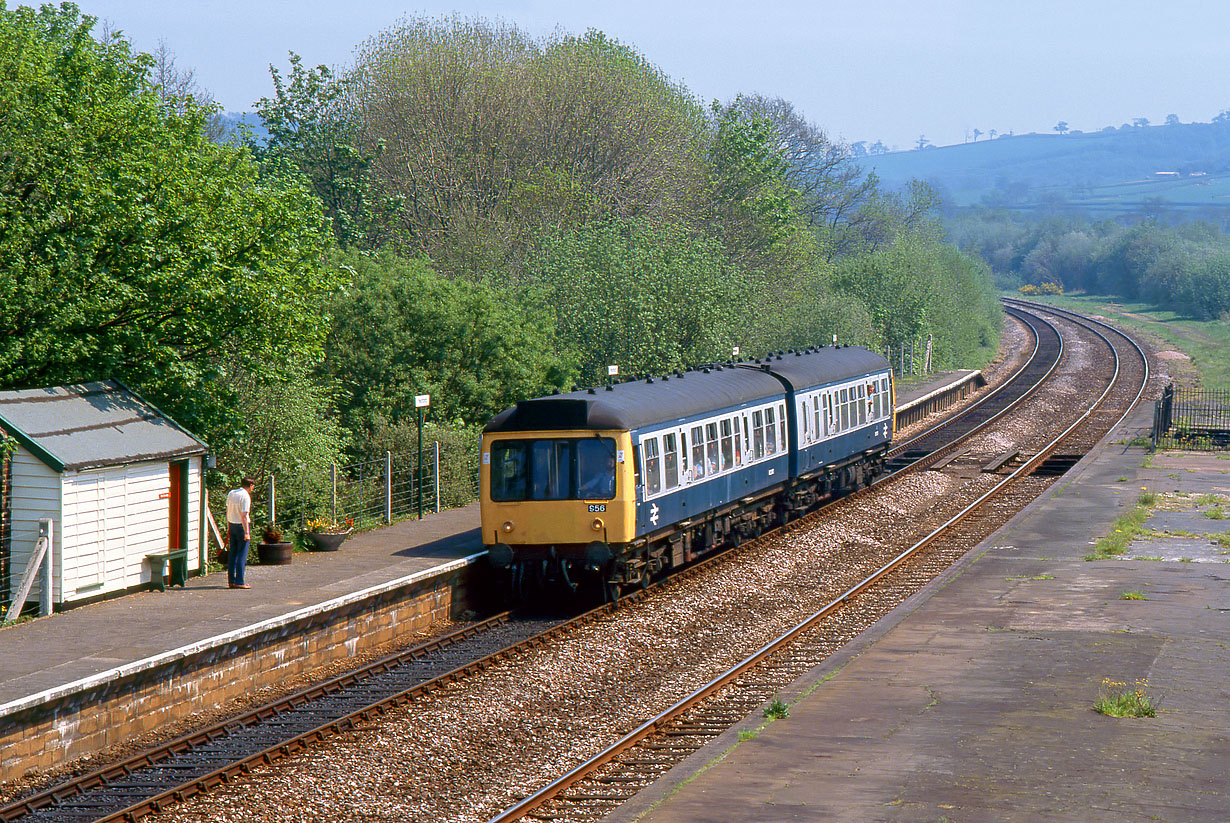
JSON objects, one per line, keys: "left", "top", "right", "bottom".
{"left": 257, "top": 541, "right": 294, "bottom": 565}
{"left": 305, "top": 529, "right": 351, "bottom": 552}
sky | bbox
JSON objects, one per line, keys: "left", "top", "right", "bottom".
{"left": 81, "top": 0, "right": 1230, "bottom": 150}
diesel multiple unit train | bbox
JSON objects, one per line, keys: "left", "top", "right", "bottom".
{"left": 480, "top": 345, "right": 895, "bottom": 600}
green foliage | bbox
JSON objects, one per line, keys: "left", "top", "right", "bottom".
{"left": 349, "top": 19, "right": 708, "bottom": 277}
{"left": 364, "top": 419, "right": 481, "bottom": 508}
{"left": 0, "top": 4, "right": 335, "bottom": 443}
{"left": 323, "top": 251, "right": 572, "bottom": 436}
{"left": 951, "top": 211, "right": 1230, "bottom": 321}
{"left": 532, "top": 220, "right": 753, "bottom": 385}
{"left": 253, "top": 53, "right": 397, "bottom": 249}
{"left": 763, "top": 698, "right": 790, "bottom": 719}
{"left": 1094, "top": 678, "right": 1156, "bottom": 718}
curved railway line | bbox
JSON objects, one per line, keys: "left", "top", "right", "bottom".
{"left": 0, "top": 301, "right": 1152, "bottom": 823}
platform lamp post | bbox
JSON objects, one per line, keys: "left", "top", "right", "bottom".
{"left": 415, "top": 394, "right": 430, "bottom": 519}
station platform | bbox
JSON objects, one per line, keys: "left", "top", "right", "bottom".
{"left": 0, "top": 367, "right": 991, "bottom": 783}
{"left": 611, "top": 407, "right": 1230, "bottom": 821}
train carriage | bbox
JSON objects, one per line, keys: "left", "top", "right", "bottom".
{"left": 481, "top": 345, "right": 894, "bottom": 601}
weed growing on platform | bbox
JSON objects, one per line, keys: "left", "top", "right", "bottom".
{"left": 764, "top": 698, "right": 789, "bottom": 719}
{"left": 1094, "top": 678, "right": 1156, "bottom": 717}
{"left": 1120, "top": 590, "right": 1147, "bottom": 600}
{"left": 1215, "top": 533, "right": 1230, "bottom": 549}
{"left": 1205, "top": 505, "right": 1226, "bottom": 520}
{"left": 1086, "top": 493, "right": 1156, "bottom": 560}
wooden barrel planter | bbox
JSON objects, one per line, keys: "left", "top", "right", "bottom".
{"left": 257, "top": 541, "right": 294, "bottom": 565}
{"left": 304, "top": 530, "right": 351, "bottom": 552}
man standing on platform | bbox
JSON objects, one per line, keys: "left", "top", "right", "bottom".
{"left": 226, "top": 477, "right": 256, "bottom": 589}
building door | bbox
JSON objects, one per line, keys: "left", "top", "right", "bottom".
{"left": 168, "top": 463, "right": 182, "bottom": 550}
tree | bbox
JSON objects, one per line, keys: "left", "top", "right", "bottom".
{"left": 972, "top": 128, "right": 983, "bottom": 142}
{"left": 1165, "top": 114, "right": 1181, "bottom": 126}
{"left": 324, "top": 252, "right": 572, "bottom": 435}
{"left": 989, "top": 129, "right": 998, "bottom": 140}
{"left": 0, "top": 3, "right": 335, "bottom": 441}
{"left": 1132, "top": 117, "right": 1150, "bottom": 128}
{"left": 1053, "top": 121, "right": 1069, "bottom": 134}
{"left": 916, "top": 134, "right": 932, "bottom": 150}
{"left": 254, "top": 53, "right": 398, "bottom": 249}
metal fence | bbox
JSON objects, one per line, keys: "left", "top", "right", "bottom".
{"left": 264, "top": 445, "right": 442, "bottom": 536}
{"left": 1151, "top": 385, "right": 1230, "bottom": 451}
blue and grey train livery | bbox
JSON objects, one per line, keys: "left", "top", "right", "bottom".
{"left": 480, "top": 345, "right": 894, "bottom": 600}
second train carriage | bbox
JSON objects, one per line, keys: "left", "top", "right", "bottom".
{"left": 480, "top": 345, "right": 894, "bottom": 600}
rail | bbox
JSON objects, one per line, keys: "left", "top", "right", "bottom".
{"left": 484, "top": 299, "right": 1150, "bottom": 823}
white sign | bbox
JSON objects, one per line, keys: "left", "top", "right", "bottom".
{"left": 608, "top": 365, "right": 619, "bottom": 376}
{"left": 732, "top": 346, "right": 740, "bottom": 357}
{"left": 415, "top": 394, "right": 431, "bottom": 408}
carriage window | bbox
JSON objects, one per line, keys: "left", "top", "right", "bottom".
{"left": 743, "top": 416, "right": 750, "bottom": 455}
{"left": 691, "top": 425, "right": 705, "bottom": 480}
{"left": 734, "top": 417, "right": 743, "bottom": 465}
{"left": 663, "top": 433, "right": 679, "bottom": 489}
{"left": 857, "top": 384, "right": 867, "bottom": 425}
{"left": 491, "top": 437, "right": 615, "bottom": 502}
{"left": 779, "top": 404, "right": 787, "bottom": 447}
{"left": 720, "top": 419, "right": 734, "bottom": 471}
{"left": 813, "top": 396, "right": 821, "bottom": 438}
{"left": 840, "top": 388, "right": 850, "bottom": 431}
{"left": 752, "top": 410, "right": 765, "bottom": 458}
{"left": 644, "top": 437, "right": 661, "bottom": 496}
{"left": 765, "top": 407, "right": 777, "bottom": 455}
{"left": 705, "top": 422, "right": 720, "bottom": 475}
{"left": 490, "top": 442, "right": 527, "bottom": 501}
{"left": 680, "top": 432, "right": 689, "bottom": 479}
{"left": 873, "top": 384, "right": 881, "bottom": 418}
{"left": 800, "top": 401, "right": 810, "bottom": 441}
{"left": 531, "top": 440, "right": 571, "bottom": 500}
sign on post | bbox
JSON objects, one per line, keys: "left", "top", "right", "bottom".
{"left": 415, "top": 395, "right": 430, "bottom": 519}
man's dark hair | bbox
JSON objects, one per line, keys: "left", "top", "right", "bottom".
{"left": 241, "top": 477, "right": 256, "bottom": 489}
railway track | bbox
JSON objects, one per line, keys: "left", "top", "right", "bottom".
{"left": 0, "top": 302, "right": 1148, "bottom": 823}
{"left": 485, "top": 300, "right": 1150, "bottom": 823}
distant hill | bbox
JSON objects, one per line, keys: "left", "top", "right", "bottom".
{"left": 218, "top": 111, "right": 268, "bottom": 144}
{"left": 863, "top": 120, "right": 1230, "bottom": 221}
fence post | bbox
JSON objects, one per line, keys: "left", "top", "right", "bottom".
{"left": 386, "top": 451, "right": 393, "bottom": 524}
{"left": 434, "top": 441, "right": 441, "bottom": 513}
{"left": 331, "top": 463, "right": 337, "bottom": 524}
{"left": 268, "top": 475, "right": 276, "bottom": 525}
{"left": 39, "top": 518, "right": 53, "bottom": 617}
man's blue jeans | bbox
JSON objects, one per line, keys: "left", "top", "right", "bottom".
{"left": 227, "top": 523, "right": 249, "bottom": 586}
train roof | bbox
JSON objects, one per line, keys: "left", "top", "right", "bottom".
{"left": 484, "top": 365, "right": 784, "bottom": 433}
{"left": 483, "top": 346, "right": 890, "bottom": 435}
{"left": 743, "top": 345, "right": 889, "bottom": 391}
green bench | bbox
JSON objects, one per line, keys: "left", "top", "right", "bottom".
{"left": 146, "top": 549, "right": 190, "bottom": 592}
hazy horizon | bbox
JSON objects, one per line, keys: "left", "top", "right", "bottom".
{"left": 83, "top": 0, "right": 1230, "bottom": 151}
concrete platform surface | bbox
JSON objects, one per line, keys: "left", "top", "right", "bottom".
{"left": 0, "top": 503, "right": 483, "bottom": 714}
{"left": 894, "top": 370, "right": 982, "bottom": 409}
{"left": 612, "top": 411, "right": 1230, "bottom": 822}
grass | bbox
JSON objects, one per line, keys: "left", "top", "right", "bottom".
{"left": 1215, "top": 533, "right": 1230, "bottom": 549}
{"left": 1094, "top": 678, "right": 1157, "bottom": 718}
{"left": 1024, "top": 293, "right": 1230, "bottom": 389}
{"left": 1120, "top": 590, "right": 1147, "bottom": 600}
{"left": 1086, "top": 492, "right": 1157, "bottom": 560}
{"left": 1205, "top": 506, "right": 1226, "bottom": 521}
{"left": 763, "top": 698, "right": 790, "bottom": 720}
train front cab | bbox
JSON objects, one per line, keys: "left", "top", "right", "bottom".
{"left": 480, "top": 428, "right": 637, "bottom": 594}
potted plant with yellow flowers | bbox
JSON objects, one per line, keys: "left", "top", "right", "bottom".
{"left": 303, "top": 517, "right": 353, "bottom": 552}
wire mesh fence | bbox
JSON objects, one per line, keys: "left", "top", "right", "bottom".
{"left": 1152, "top": 385, "right": 1230, "bottom": 451}
{"left": 265, "top": 446, "right": 443, "bottom": 536}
